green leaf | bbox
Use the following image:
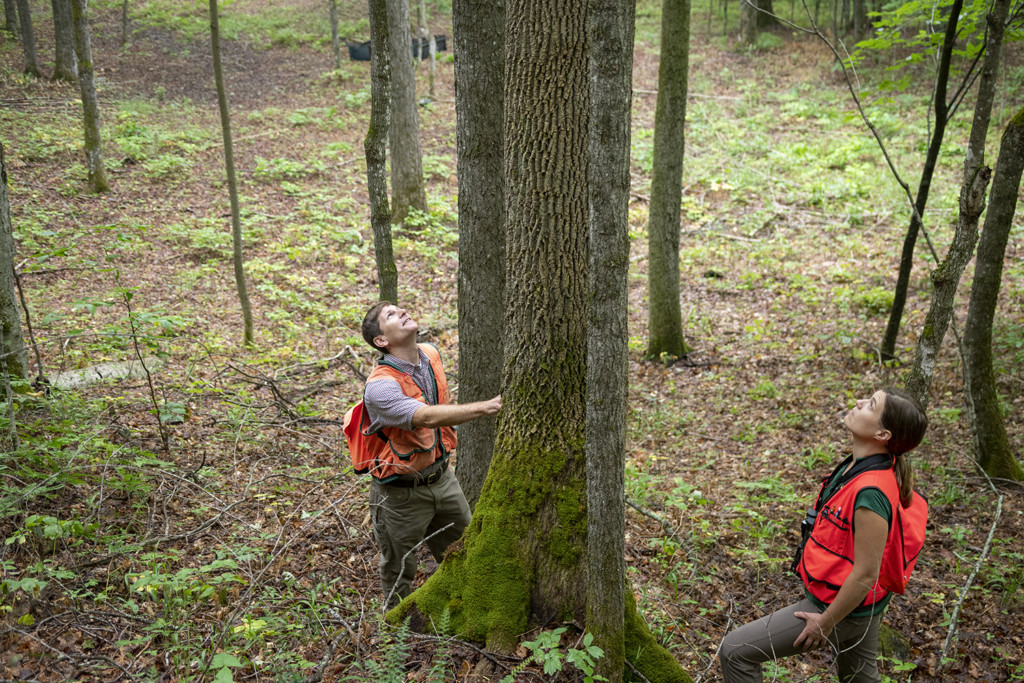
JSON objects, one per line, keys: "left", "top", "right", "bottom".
{"left": 211, "top": 652, "right": 243, "bottom": 668}
{"left": 212, "top": 667, "right": 235, "bottom": 683}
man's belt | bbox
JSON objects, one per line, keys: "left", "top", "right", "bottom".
{"left": 385, "top": 460, "right": 447, "bottom": 488}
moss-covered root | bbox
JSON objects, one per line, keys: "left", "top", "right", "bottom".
{"left": 624, "top": 593, "right": 693, "bottom": 683}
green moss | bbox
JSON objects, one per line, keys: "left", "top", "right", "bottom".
{"left": 623, "top": 593, "right": 692, "bottom": 683}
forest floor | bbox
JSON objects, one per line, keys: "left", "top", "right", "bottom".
{"left": 1, "top": 0, "right": 1023, "bottom": 681}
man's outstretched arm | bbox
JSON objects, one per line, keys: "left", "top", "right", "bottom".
{"left": 412, "top": 395, "right": 502, "bottom": 429}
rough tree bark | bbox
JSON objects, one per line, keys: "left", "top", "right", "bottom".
{"left": 964, "top": 107, "right": 1024, "bottom": 481}
{"left": 366, "top": 0, "right": 398, "bottom": 303}
{"left": 586, "top": 0, "right": 635, "bottom": 678}
{"left": 71, "top": 0, "right": 109, "bottom": 193}
{"left": 328, "top": 0, "right": 341, "bottom": 71}
{"left": 880, "top": 0, "right": 962, "bottom": 359}
{"left": 15, "top": 0, "right": 40, "bottom": 77}
{"left": 385, "top": 0, "right": 427, "bottom": 222}
{"left": 0, "top": 143, "right": 29, "bottom": 382}
{"left": 393, "top": 2, "right": 690, "bottom": 679}
{"left": 51, "top": 0, "right": 77, "bottom": 82}
{"left": 452, "top": 0, "right": 505, "bottom": 510}
{"left": 646, "top": 0, "right": 691, "bottom": 361}
{"left": 852, "top": 0, "right": 867, "bottom": 42}
{"left": 209, "top": 0, "right": 254, "bottom": 345}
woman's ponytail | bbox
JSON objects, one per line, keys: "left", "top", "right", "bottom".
{"left": 881, "top": 388, "right": 929, "bottom": 508}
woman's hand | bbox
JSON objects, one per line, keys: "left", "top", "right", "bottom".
{"left": 793, "top": 610, "right": 834, "bottom": 650}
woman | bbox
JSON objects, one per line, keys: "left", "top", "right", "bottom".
{"left": 719, "top": 387, "right": 928, "bottom": 683}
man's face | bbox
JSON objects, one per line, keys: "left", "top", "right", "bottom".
{"left": 373, "top": 305, "right": 418, "bottom": 351}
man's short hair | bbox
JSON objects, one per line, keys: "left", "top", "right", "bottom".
{"left": 362, "top": 301, "right": 393, "bottom": 352}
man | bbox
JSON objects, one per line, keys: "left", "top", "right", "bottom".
{"left": 355, "top": 301, "right": 501, "bottom": 607}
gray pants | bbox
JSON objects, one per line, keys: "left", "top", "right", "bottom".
{"left": 369, "top": 467, "right": 471, "bottom": 608}
{"left": 719, "top": 598, "right": 883, "bottom": 683}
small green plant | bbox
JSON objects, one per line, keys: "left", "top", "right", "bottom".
{"left": 501, "top": 628, "right": 606, "bottom": 683}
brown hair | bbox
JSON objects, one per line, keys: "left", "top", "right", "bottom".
{"left": 361, "top": 301, "right": 393, "bottom": 353}
{"left": 881, "top": 387, "right": 928, "bottom": 507}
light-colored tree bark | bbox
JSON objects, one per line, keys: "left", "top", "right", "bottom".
{"left": 51, "top": 0, "right": 77, "bottom": 82}
{"left": 393, "top": 2, "right": 690, "bottom": 679}
{"left": 586, "top": 0, "right": 635, "bottom": 679}
{"left": 738, "top": 0, "right": 776, "bottom": 44}
{"left": 15, "top": 0, "right": 40, "bottom": 77}
{"left": 452, "top": 0, "right": 505, "bottom": 510}
{"left": 646, "top": 0, "right": 691, "bottom": 361}
{"left": 328, "top": 0, "right": 341, "bottom": 71}
{"left": 416, "top": 0, "right": 435, "bottom": 99}
{"left": 366, "top": 0, "right": 398, "bottom": 303}
{"left": 964, "top": 107, "right": 1024, "bottom": 481}
{"left": 0, "top": 143, "right": 29, "bottom": 382}
{"left": 385, "top": 0, "right": 427, "bottom": 222}
{"left": 71, "top": 0, "right": 109, "bottom": 193}
{"left": 209, "top": 0, "right": 254, "bottom": 345}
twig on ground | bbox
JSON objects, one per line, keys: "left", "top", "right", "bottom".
{"left": 940, "top": 456, "right": 1005, "bottom": 667}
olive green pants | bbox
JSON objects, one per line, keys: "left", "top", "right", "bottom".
{"left": 719, "top": 598, "right": 883, "bottom": 682}
{"left": 369, "top": 468, "right": 471, "bottom": 608}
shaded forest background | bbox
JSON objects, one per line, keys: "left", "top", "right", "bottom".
{"left": 0, "top": 0, "right": 1023, "bottom": 680}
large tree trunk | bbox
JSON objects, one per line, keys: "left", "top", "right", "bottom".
{"left": 880, "top": 0, "right": 961, "bottom": 360}
{"left": 452, "top": 0, "right": 505, "bottom": 510}
{"left": 964, "top": 107, "right": 1024, "bottom": 481}
{"left": 3, "top": 0, "right": 17, "bottom": 36}
{"left": 51, "top": 0, "right": 78, "bottom": 82}
{"left": 366, "top": 0, "right": 397, "bottom": 303}
{"left": 738, "top": 0, "right": 776, "bottom": 43}
{"left": 16, "top": 0, "right": 41, "bottom": 77}
{"left": 385, "top": 0, "right": 427, "bottom": 222}
{"left": 0, "top": 143, "right": 29, "bottom": 382}
{"left": 209, "top": 0, "right": 254, "bottom": 345}
{"left": 646, "top": 0, "right": 691, "bottom": 360}
{"left": 394, "top": 2, "right": 690, "bottom": 679}
{"left": 586, "top": 0, "right": 635, "bottom": 679}
{"left": 71, "top": 0, "right": 109, "bottom": 193}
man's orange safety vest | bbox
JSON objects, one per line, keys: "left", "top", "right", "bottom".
{"left": 344, "top": 344, "right": 458, "bottom": 483}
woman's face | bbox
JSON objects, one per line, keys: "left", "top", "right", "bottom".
{"left": 844, "top": 390, "right": 888, "bottom": 441}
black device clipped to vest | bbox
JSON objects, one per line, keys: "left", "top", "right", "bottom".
{"left": 790, "top": 507, "right": 818, "bottom": 574}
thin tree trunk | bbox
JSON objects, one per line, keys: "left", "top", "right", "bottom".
{"left": 453, "top": 0, "right": 505, "bottom": 510}
{"left": 51, "top": 0, "right": 77, "bottom": 82}
{"left": 328, "top": 0, "right": 341, "bottom": 71}
{"left": 121, "top": 0, "right": 128, "bottom": 47}
{"left": 852, "top": 0, "right": 867, "bottom": 42}
{"left": 905, "top": 0, "right": 1006, "bottom": 405}
{"left": 647, "top": 0, "right": 691, "bottom": 360}
{"left": 880, "top": 0, "right": 962, "bottom": 359}
{"left": 386, "top": 0, "right": 427, "bottom": 222}
{"left": 417, "top": 0, "right": 435, "bottom": 100}
{"left": 0, "top": 143, "right": 29, "bottom": 382}
{"left": 3, "top": 0, "right": 17, "bottom": 36}
{"left": 16, "top": 0, "right": 41, "bottom": 77}
{"left": 964, "top": 107, "right": 1024, "bottom": 481}
{"left": 586, "top": 0, "right": 635, "bottom": 679}
{"left": 71, "top": 0, "right": 109, "bottom": 193}
{"left": 209, "top": 0, "right": 254, "bottom": 345}
{"left": 366, "top": 0, "right": 397, "bottom": 303}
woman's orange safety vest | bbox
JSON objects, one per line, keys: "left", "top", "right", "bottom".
{"left": 343, "top": 344, "right": 458, "bottom": 483}
{"left": 796, "top": 457, "right": 928, "bottom": 608}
